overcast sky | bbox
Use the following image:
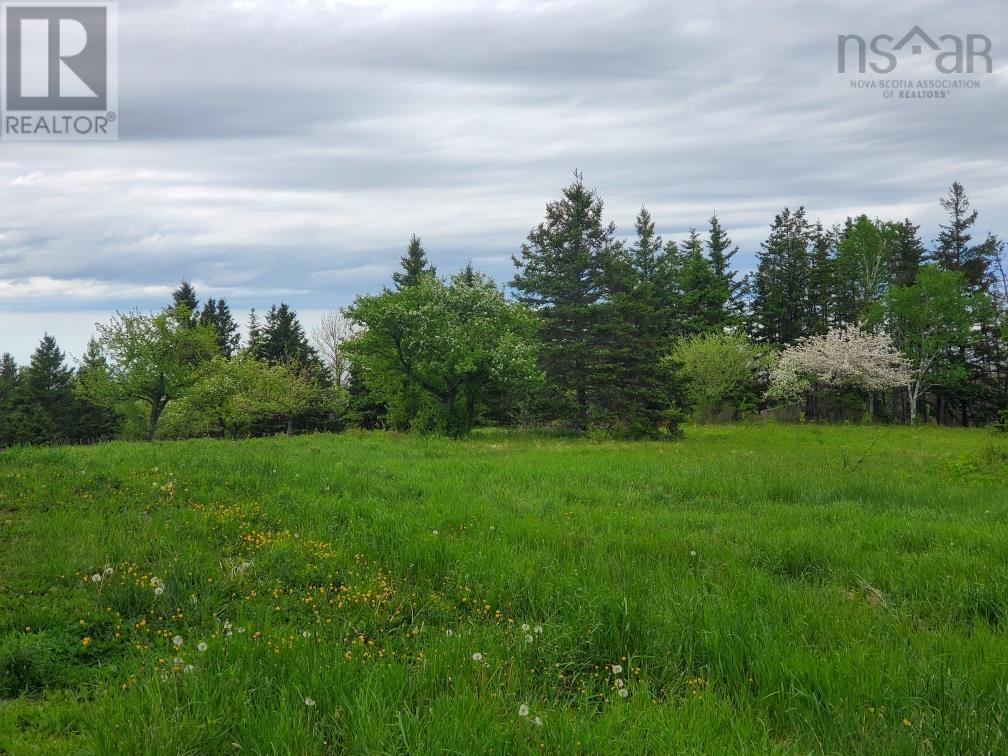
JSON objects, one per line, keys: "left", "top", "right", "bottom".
{"left": 1, "top": 0, "right": 1006, "bottom": 362}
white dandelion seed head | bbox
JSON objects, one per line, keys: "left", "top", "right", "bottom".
{"left": 172, "top": 656, "right": 183, "bottom": 665}
{"left": 690, "top": 550, "right": 697, "bottom": 557}
{"left": 518, "top": 704, "right": 529, "bottom": 717}
{"left": 445, "top": 629, "right": 453, "bottom": 637}
{"left": 103, "top": 566, "right": 114, "bottom": 576}
{"left": 534, "top": 716, "right": 543, "bottom": 726}
{"left": 183, "top": 664, "right": 194, "bottom": 674}
{"left": 91, "top": 573, "right": 102, "bottom": 583}
{"left": 197, "top": 642, "right": 208, "bottom": 653}
{"left": 472, "top": 652, "right": 483, "bottom": 662}
{"left": 534, "top": 625, "right": 543, "bottom": 634}
{"left": 302, "top": 631, "right": 311, "bottom": 638}
{"left": 615, "top": 678, "right": 625, "bottom": 688}
{"left": 432, "top": 530, "right": 438, "bottom": 536}
{"left": 521, "top": 623, "right": 530, "bottom": 632}
{"left": 304, "top": 697, "right": 315, "bottom": 707}
{"left": 525, "top": 634, "right": 533, "bottom": 643}
{"left": 150, "top": 577, "right": 162, "bottom": 589}
{"left": 618, "top": 687, "right": 629, "bottom": 698}
{"left": 172, "top": 635, "right": 184, "bottom": 647}
{"left": 612, "top": 664, "right": 623, "bottom": 675}
{"left": 154, "top": 586, "right": 164, "bottom": 596}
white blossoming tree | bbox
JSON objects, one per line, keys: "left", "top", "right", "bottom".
{"left": 767, "top": 325, "right": 911, "bottom": 418}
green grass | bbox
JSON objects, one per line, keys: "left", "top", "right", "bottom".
{"left": 1, "top": 424, "right": 1007, "bottom": 754}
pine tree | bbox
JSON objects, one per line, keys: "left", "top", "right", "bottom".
{"left": 679, "top": 228, "right": 724, "bottom": 335}
{"left": 172, "top": 280, "right": 199, "bottom": 325}
{"left": 890, "top": 218, "right": 926, "bottom": 287}
{"left": 73, "top": 338, "right": 120, "bottom": 442}
{"left": 935, "top": 182, "right": 998, "bottom": 293}
{"left": 392, "top": 235, "right": 436, "bottom": 290}
{"left": 258, "top": 304, "right": 317, "bottom": 369}
{"left": 629, "top": 207, "right": 662, "bottom": 282}
{"left": 511, "top": 173, "right": 614, "bottom": 429}
{"left": 750, "top": 207, "right": 814, "bottom": 344}
{"left": 807, "top": 221, "right": 836, "bottom": 334}
{"left": 22, "top": 334, "right": 75, "bottom": 443}
{"left": 706, "top": 213, "right": 741, "bottom": 325}
{"left": 246, "top": 309, "right": 263, "bottom": 354}
{"left": 200, "top": 298, "right": 240, "bottom": 356}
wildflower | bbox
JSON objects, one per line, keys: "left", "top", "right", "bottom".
{"left": 183, "top": 664, "right": 194, "bottom": 674}
{"left": 521, "top": 623, "right": 530, "bottom": 632}
{"left": 173, "top": 656, "right": 183, "bottom": 665}
{"left": 304, "top": 697, "right": 316, "bottom": 707}
{"left": 302, "top": 631, "right": 311, "bottom": 638}
{"left": 103, "top": 565, "right": 114, "bottom": 577}
{"left": 445, "top": 629, "right": 453, "bottom": 637}
{"left": 472, "top": 652, "right": 483, "bottom": 662}
{"left": 82, "top": 636, "right": 92, "bottom": 647}
{"left": 903, "top": 718, "right": 911, "bottom": 727}
{"left": 618, "top": 688, "right": 629, "bottom": 698}
{"left": 432, "top": 530, "right": 439, "bottom": 536}
{"left": 690, "top": 550, "right": 696, "bottom": 557}
{"left": 612, "top": 664, "right": 623, "bottom": 675}
{"left": 223, "top": 621, "right": 232, "bottom": 630}
{"left": 534, "top": 624, "right": 543, "bottom": 634}
{"left": 91, "top": 573, "right": 102, "bottom": 583}
{"left": 525, "top": 634, "right": 533, "bottom": 643}
{"left": 172, "top": 635, "right": 184, "bottom": 648}
{"left": 518, "top": 704, "right": 529, "bottom": 717}
{"left": 533, "top": 716, "right": 543, "bottom": 726}
{"left": 615, "top": 678, "right": 625, "bottom": 688}
{"left": 150, "top": 577, "right": 162, "bottom": 589}
{"left": 154, "top": 586, "right": 165, "bottom": 597}
{"left": 197, "top": 642, "right": 208, "bottom": 653}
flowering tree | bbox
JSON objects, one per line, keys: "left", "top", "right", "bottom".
{"left": 767, "top": 325, "right": 911, "bottom": 417}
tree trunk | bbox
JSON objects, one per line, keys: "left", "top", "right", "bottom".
{"left": 147, "top": 398, "right": 165, "bottom": 442}
{"left": 286, "top": 415, "right": 294, "bottom": 436}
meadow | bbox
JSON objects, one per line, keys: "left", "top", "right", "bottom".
{"left": 1, "top": 424, "right": 1007, "bottom": 754}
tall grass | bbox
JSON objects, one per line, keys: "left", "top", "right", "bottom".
{"left": 1, "top": 424, "right": 1006, "bottom": 753}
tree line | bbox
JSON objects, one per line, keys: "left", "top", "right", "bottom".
{"left": 1, "top": 176, "right": 1006, "bottom": 445}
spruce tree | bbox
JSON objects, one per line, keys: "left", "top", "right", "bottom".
{"left": 706, "top": 213, "right": 741, "bottom": 325}
{"left": 392, "top": 235, "right": 436, "bottom": 290}
{"left": 890, "top": 218, "right": 926, "bottom": 287}
{"left": 258, "top": 303, "right": 317, "bottom": 368}
{"left": 679, "top": 228, "right": 724, "bottom": 335}
{"left": 22, "top": 334, "right": 75, "bottom": 443}
{"left": 172, "top": 280, "right": 199, "bottom": 325}
{"left": 74, "top": 338, "right": 120, "bottom": 442}
{"left": 750, "top": 207, "right": 814, "bottom": 345}
{"left": 200, "top": 298, "right": 240, "bottom": 356}
{"left": 511, "top": 174, "right": 614, "bottom": 429}
{"left": 935, "top": 182, "right": 998, "bottom": 293}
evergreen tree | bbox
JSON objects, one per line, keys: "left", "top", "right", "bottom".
{"left": 629, "top": 207, "right": 663, "bottom": 282}
{"left": 73, "top": 338, "right": 120, "bottom": 442}
{"left": 392, "top": 235, "right": 436, "bottom": 290}
{"left": 750, "top": 207, "right": 814, "bottom": 344}
{"left": 200, "top": 298, "right": 240, "bottom": 356}
{"left": 679, "top": 228, "right": 724, "bottom": 335}
{"left": 21, "top": 334, "right": 75, "bottom": 444}
{"left": 511, "top": 174, "right": 615, "bottom": 429}
{"left": 258, "top": 303, "right": 317, "bottom": 369}
{"left": 172, "top": 280, "right": 199, "bottom": 325}
{"left": 935, "top": 182, "right": 998, "bottom": 293}
{"left": 706, "top": 213, "right": 741, "bottom": 325}
{"left": 246, "top": 309, "right": 264, "bottom": 354}
{"left": 807, "top": 222, "right": 836, "bottom": 333}
{"left": 890, "top": 218, "right": 926, "bottom": 287}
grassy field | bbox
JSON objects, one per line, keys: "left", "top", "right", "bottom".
{"left": 1, "top": 424, "right": 1007, "bottom": 754}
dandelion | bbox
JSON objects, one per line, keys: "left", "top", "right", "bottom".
{"left": 302, "top": 631, "right": 311, "bottom": 638}
{"left": 304, "top": 697, "right": 316, "bottom": 707}
{"left": 690, "top": 550, "right": 696, "bottom": 557}
{"left": 611, "top": 664, "right": 623, "bottom": 675}
{"left": 103, "top": 565, "right": 114, "bottom": 577}
{"left": 445, "top": 629, "right": 453, "bottom": 637}
{"left": 525, "top": 634, "right": 533, "bottom": 643}
{"left": 82, "top": 636, "right": 92, "bottom": 647}
{"left": 154, "top": 586, "right": 164, "bottom": 597}
{"left": 432, "top": 530, "right": 439, "bottom": 536}
{"left": 518, "top": 704, "right": 529, "bottom": 717}
{"left": 618, "top": 688, "right": 629, "bottom": 698}
{"left": 472, "top": 652, "right": 483, "bottom": 662}
{"left": 197, "top": 642, "right": 208, "bottom": 653}
{"left": 183, "top": 664, "right": 194, "bottom": 674}
{"left": 533, "top": 716, "right": 543, "bottom": 726}
{"left": 91, "top": 573, "right": 102, "bottom": 583}
{"left": 521, "top": 623, "right": 530, "bottom": 632}
{"left": 615, "top": 678, "right": 625, "bottom": 688}
{"left": 172, "top": 635, "right": 184, "bottom": 648}
{"left": 150, "top": 577, "right": 162, "bottom": 588}
{"left": 173, "top": 656, "right": 183, "bottom": 665}
{"left": 223, "top": 621, "right": 232, "bottom": 630}
{"left": 534, "top": 624, "right": 543, "bottom": 634}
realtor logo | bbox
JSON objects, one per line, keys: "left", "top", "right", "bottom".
{"left": 1, "top": 2, "right": 117, "bottom": 140}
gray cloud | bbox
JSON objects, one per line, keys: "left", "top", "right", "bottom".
{"left": 1, "top": 0, "right": 1006, "bottom": 361}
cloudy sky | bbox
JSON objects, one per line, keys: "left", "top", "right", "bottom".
{"left": 1, "top": 0, "right": 1006, "bottom": 362}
